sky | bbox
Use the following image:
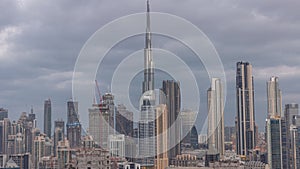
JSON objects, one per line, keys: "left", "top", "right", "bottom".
{"left": 0, "top": 0, "right": 300, "bottom": 132}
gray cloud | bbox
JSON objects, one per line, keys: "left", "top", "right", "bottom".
{"left": 0, "top": 0, "right": 299, "bottom": 131}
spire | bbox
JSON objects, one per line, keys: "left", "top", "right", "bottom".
{"left": 145, "top": 0, "right": 151, "bottom": 49}
{"left": 142, "top": 0, "right": 154, "bottom": 94}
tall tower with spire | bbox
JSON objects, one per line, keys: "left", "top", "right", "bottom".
{"left": 138, "top": 0, "right": 156, "bottom": 167}
{"left": 142, "top": 0, "right": 154, "bottom": 94}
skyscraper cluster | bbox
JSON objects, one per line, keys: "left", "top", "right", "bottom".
{"left": 265, "top": 76, "right": 300, "bottom": 169}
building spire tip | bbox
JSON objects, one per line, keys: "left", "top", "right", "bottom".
{"left": 147, "top": 0, "right": 150, "bottom": 12}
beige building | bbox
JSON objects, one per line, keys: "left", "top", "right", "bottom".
{"left": 75, "top": 136, "right": 110, "bottom": 169}
{"left": 207, "top": 78, "right": 225, "bottom": 159}
{"left": 155, "top": 104, "right": 169, "bottom": 169}
{"left": 267, "top": 77, "right": 282, "bottom": 117}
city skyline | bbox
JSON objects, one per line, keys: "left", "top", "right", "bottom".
{"left": 1, "top": 1, "right": 300, "bottom": 168}
{"left": 1, "top": 0, "right": 300, "bottom": 133}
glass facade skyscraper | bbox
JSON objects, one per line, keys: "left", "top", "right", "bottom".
{"left": 161, "top": 80, "right": 181, "bottom": 163}
{"left": 235, "top": 62, "right": 257, "bottom": 156}
{"left": 43, "top": 99, "right": 51, "bottom": 138}
{"left": 266, "top": 117, "right": 283, "bottom": 169}
{"left": 138, "top": 0, "right": 156, "bottom": 166}
{"left": 66, "top": 100, "right": 81, "bottom": 148}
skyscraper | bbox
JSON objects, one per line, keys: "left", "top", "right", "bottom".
{"left": 180, "top": 109, "right": 197, "bottom": 146}
{"left": 235, "top": 61, "right": 257, "bottom": 156}
{"left": 53, "top": 127, "right": 64, "bottom": 157}
{"left": 161, "top": 80, "right": 181, "bottom": 162}
{"left": 207, "top": 78, "right": 225, "bottom": 159}
{"left": 284, "top": 103, "right": 299, "bottom": 128}
{"left": 265, "top": 77, "right": 285, "bottom": 168}
{"left": 224, "top": 126, "right": 235, "bottom": 142}
{"left": 66, "top": 100, "right": 81, "bottom": 148}
{"left": 266, "top": 117, "right": 283, "bottom": 169}
{"left": 108, "top": 134, "right": 125, "bottom": 159}
{"left": 56, "top": 138, "right": 72, "bottom": 169}
{"left": 280, "top": 117, "right": 289, "bottom": 168}
{"left": 53, "top": 120, "right": 64, "bottom": 157}
{"left": 0, "top": 108, "right": 8, "bottom": 121}
{"left": 138, "top": 0, "right": 156, "bottom": 167}
{"left": 116, "top": 104, "right": 133, "bottom": 137}
{"left": 89, "top": 103, "right": 110, "bottom": 148}
{"left": 89, "top": 93, "right": 114, "bottom": 149}
{"left": 267, "top": 77, "right": 282, "bottom": 117}
{"left": 290, "top": 125, "right": 300, "bottom": 169}
{"left": 0, "top": 118, "right": 10, "bottom": 154}
{"left": 155, "top": 104, "right": 168, "bottom": 169}
{"left": 284, "top": 103, "right": 299, "bottom": 169}
{"left": 44, "top": 99, "right": 51, "bottom": 138}
{"left": 32, "top": 134, "right": 52, "bottom": 169}
{"left": 54, "top": 120, "right": 65, "bottom": 135}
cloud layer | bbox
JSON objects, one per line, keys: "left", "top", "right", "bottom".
{"left": 0, "top": 0, "right": 299, "bottom": 132}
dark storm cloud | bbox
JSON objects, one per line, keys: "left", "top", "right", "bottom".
{"left": 0, "top": 0, "right": 299, "bottom": 131}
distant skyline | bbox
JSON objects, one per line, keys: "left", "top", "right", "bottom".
{"left": 0, "top": 0, "right": 300, "bottom": 132}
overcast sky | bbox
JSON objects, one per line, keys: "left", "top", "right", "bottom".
{"left": 1, "top": 0, "right": 300, "bottom": 132}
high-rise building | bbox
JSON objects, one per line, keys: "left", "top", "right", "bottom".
{"left": 108, "top": 134, "right": 125, "bottom": 159}
{"left": 138, "top": 0, "right": 156, "bottom": 167}
{"left": 32, "top": 134, "right": 52, "bottom": 169}
{"left": 265, "top": 77, "right": 285, "bottom": 168}
{"left": 66, "top": 100, "right": 81, "bottom": 149}
{"left": 0, "top": 118, "right": 11, "bottom": 154}
{"left": 161, "top": 80, "right": 181, "bottom": 162}
{"left": 53, "top": 119, "right": 65, "bottom": 156}
{"left": 0, "top": 108, "right": 8, "bottom": 121}
{"left": 57, "top": 138, "right": 72, "bottom": 169}
{"left": 53, "top": 120, "right": 65, "bottom": 157}
{"left": 224, "top": 126, "right": 235, "bottom": 142}
{"left": 138, "top": 99, "right": 156, "bottom": 165}
{"left": 180, "top": 109, "right": 198, "bottom": 149}
{"left": 190, "top": 126, "right": 199, "bottom": 149}
{"left": 280, "top": 117, "right": 289, "bottom": 169}
{"left": 180, "top": 109, "right": 196, "bottom": 139}
{"left": 28, "top": 107, "right": 36, "bottom": 128}
{"left": 155, "top": 104, "right": 168, "bottom": 169}
{"left": 267, "top": 77, "right": 282, "bottom": 117}
{"left": 89, "top": 94, "right": 114, "bottom": 149}
{"left": 116, "top": 104, "right": 133, "bottom": 137}
{"left": 53, "top": 127, "right": 64, "bottom": 157}
{"left": 207, "top": 78, "right": 225, "bottom": 159}
{"left": 88, "top": 104, "right": 104, "bottom": 147}
{"left": 266, "top": 117, "right": 283, "bottom": 169}
{"left": 284, "top": 103, "right": 299, "bottom": 169}
{"left": 284, "top": 104, "right": 299, "bottom": 129}
{"left": 290, "top": 125, "right": 300, "bottom": 169}
{"left": 235, "top": 61, "right": 257, "bottom": 156}
{"left": 102, "top": 93, "right": 115, "bottom": 128}
{"left": 54, "top": 119, "right": 65, "bottom": 135}
{"left": 44, "top": 99, "right": 51, "bottom": 138}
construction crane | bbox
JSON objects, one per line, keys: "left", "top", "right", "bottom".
{"left": 95, "top": 80, "right": 103, "bottom": 104}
